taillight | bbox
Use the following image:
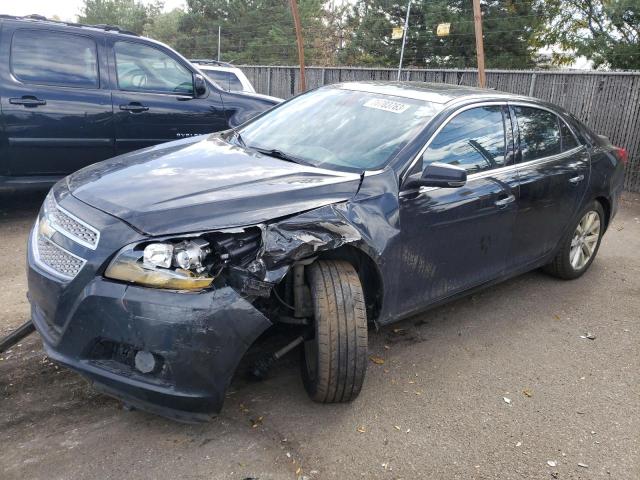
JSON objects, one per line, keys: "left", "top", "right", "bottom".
{"left": 614, "top": 146, "right": 628, "bottom": 165}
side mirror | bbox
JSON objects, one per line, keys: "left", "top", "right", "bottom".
{"left": 404, "top": 162, "right": 467, "bottom": 189}
{"left": 194, "top": 74, "right": 207, "bottom": 97}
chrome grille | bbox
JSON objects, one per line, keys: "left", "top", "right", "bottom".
{"left": 35, "top": 231, "right": 86, "bottom": 279}
{"left": 46, "top": 196, "right": 99, "bottom": 249}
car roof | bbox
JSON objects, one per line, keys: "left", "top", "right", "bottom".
{"left": 190, "top": 59, "right": 235, "bottom": 68}
{"left": 0, "top": 14, "right": 140, "bottom": 36}
{"left": 330, "top": 81, "right": 532, "bottom": 105}
{"left": 197, "top": 65, "right": 241, "bottom": 73}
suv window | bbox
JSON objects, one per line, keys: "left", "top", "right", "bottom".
{"left": 204, "top": 70, "right": 244, "bottom": 92}
{"left": 560, "top": 120, "right": 579, "bottom": 151}
{"left": 514, "top": 106, "right": 561, "bottom": 161}
{"left": 422, "top": 106, "right": 507, "bottom": 175}
{"left": 114, "top": 42, "right": 193, "bottom": 95}
{"left": 11, "top": 29, "right": 99, "bottom": 88}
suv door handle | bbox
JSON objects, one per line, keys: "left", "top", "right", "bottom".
{"left": 569, "top": 174, "right": 585, "bottom": 184}
{"left": 120, "top": 103, "right": 149, "bottom": 113}
{"left": 495, "top": 194, "right": 516, "bottom": 208}
{"left": 10, "top": 96, "right": 46, "bottom": 107}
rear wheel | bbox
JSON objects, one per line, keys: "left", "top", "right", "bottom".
{"left": 544, "top": 201, "right": 605, "bottom": 279}
{"left": 301, "top": 260, "right": 368, "bottom": 403}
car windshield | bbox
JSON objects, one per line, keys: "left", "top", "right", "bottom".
{"left": 238, "top": 88, "right": 441, "bottom": 172}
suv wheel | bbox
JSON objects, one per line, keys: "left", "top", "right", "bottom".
{"left": 544, "top": 201, "right": 605, "bottom": 279}
{"left": 301, "top": 260, "right": 368, "bottom": 403}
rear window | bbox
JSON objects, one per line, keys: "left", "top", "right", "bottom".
{"left": 204, "top": 70, "right": 244, "bottom": 92}
{"left": 560, "top": 120, "right": 579, "bottom": 151}
{"left": 11, "top": 29, "right": 99, "bottom": 88}
{"left": 514, "top": 106, "right": 561, "bottom": 162}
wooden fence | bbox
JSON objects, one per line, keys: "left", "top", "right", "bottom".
{"left": 239, "top": 66, "right": 640, "bottom": 192}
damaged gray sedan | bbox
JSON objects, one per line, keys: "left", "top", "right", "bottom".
{"left": 27, "top": 82, "right": 625, "bottom": 421}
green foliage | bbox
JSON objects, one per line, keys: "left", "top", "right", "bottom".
{"left": 543, "top": 0, "right": 640, "bottom": 69}
{"left": 339, "top": 0, "right": 548, "bottom": 69}
{"left": 174, "top": 0, "right": 332, "bottom": 64}
{"left": 142, "top": 8, "right": 185, "bottom": 46}
{"left": 75, "top": 0, "right": 639, "bottom": 70}
{"left": 78, "top": 0, "right": 163, "bottom": 33}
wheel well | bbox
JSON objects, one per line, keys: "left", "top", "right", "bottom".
{"left": 316, "top": 245, "right": 383, "bottom": 322}
{"left": 594, "top": 196, "right": 611, "bottom": 230}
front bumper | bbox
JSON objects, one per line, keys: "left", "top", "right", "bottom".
{"left": 27, "top": 189, "right": 272, "bottom": 421}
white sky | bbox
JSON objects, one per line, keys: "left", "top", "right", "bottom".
{"left": 2, "top": 0, "right": 187, "bottom": 22}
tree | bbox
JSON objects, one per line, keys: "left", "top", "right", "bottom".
{"left": 543, "top": 0, "right": 640, "bottom": 69}
{"left": 78, "top": 0, "right": 163, "bottom": 34}
{"left": 339, "top": 0, "right": 548, "bottom": 69}
{"left": 175, "top": 0, "right": 333, "bottom": 64}
{"left": 143, "top": 8, "right": 185, "bottom": 46}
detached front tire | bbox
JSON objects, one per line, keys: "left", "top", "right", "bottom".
{"left": 302, "top": 260, "right": 368, "bottom": 403}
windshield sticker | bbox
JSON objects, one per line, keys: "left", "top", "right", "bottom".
{"left": 363, "top": 98, "right": 411, "bottom": 114}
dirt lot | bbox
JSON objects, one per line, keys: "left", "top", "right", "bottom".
{"left": 1, "top": 190, "right": 639, "bottom": 480}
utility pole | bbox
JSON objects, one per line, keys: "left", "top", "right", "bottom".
{"left": 217, "top": 26, "right": 221, "bottom": 61}
{"left": 397, "top": 0, "right": 412, "bottom": 81}
{"left": 289, "top": 0, "right": 307, "bottom": 92}
{"left": 472, "top": 0, "right": 486, "bottom": 88}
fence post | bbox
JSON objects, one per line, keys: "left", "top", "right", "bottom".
{"left": 528, "top": 73, "right": 537, "bottom": 97}
{"left": 267, "top": 67, "right": 272, "bottom": 96}
{"left": 321, "top": 67, "right": 326, "bottom": 86}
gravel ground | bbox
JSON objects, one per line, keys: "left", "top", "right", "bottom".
{"left": 1, "top": 190, "right": 639, "bottom": 480}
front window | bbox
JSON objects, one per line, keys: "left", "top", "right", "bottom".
{"left": 422, "top": 106, "right": 507, "bottom": 175}
{"left": 239, "top": 88, "right": 441, "bottom": 172}
{"left": 114, "top": 41, "right": 193, "bottom": 95}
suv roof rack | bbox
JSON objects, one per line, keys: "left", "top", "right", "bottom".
{"left": 0, "top": 14, "right": 140, "bottom": 36}
{"left": 190, "top": 59, "right": 235, "bottom": 68}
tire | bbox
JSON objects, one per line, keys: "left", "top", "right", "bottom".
{"left": 543, "top": 201, "right": 605, "bottom": 280}
{"left": 301, "top": 260, "right": 368, "bottom": 403}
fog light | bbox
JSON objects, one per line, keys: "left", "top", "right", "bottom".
{"left": 134, "top": 350, "right": 156, "bottom": 374}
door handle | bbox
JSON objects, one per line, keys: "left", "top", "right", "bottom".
{"left": 495, "top": 194, "right": 516, "bottom": 208}
{"left": 9, "top": 96, "right": 46, "bottom": 107}
{"left": 120, "top": 103, "right": 149, "bottom": 113}
{"left": 569, "top": 174, "right": 585, "bottom": 184}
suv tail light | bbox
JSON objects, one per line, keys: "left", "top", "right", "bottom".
{"left": 614, "top": 146, "right": 628, "bottom": 165}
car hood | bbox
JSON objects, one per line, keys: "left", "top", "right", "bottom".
{"left": 68, "top": 135, "right": 362, "bottom": 236}
{"left": 235, "top": 91, "right": 284, "bottom": 103}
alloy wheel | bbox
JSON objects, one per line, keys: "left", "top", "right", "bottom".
{"left": 570, "top": 210, "right": 601, "bottom": 270}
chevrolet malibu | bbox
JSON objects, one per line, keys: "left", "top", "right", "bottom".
{"left": 27, "top": 82, "right": 626, "bottom": 421}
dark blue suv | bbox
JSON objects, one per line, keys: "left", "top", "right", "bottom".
{"left": 0, "top": 15, "right": 280, "bottom": 190}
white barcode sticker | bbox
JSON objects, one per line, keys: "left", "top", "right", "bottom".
{"left": 363, "top": 98, "right": 410, "bottom": 114}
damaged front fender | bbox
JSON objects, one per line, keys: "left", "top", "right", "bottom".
{"left": 228, "top": 169, "right": 403, "bottom": 322}
{"left": 260, "top": 203, "right": 363, "bottom": 269}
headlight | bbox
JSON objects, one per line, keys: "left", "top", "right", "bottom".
{"left": 104, "top": 229, "right": 261, "bottom": 291}
{"left": 106, "top": 239, "right": 214, "bottom": 290}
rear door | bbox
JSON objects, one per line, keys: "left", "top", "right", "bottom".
{"left": 108, "top": 39, "right": 228, "bottom": 154}
{"left": 397, "top": 104, "right": 519, "bottom": 314}
{"left": 509, "top": 104, "right": 590, "bottom": 268}
{"left": 0, "top": 25, "right": 113, "bottom": 176}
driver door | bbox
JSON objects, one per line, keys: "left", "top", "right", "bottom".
{"left": 108, "top": 39, "right": 228, "bottom": 154}
{"left": 396, "top": 104, "right": 520, "bottom": 315}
